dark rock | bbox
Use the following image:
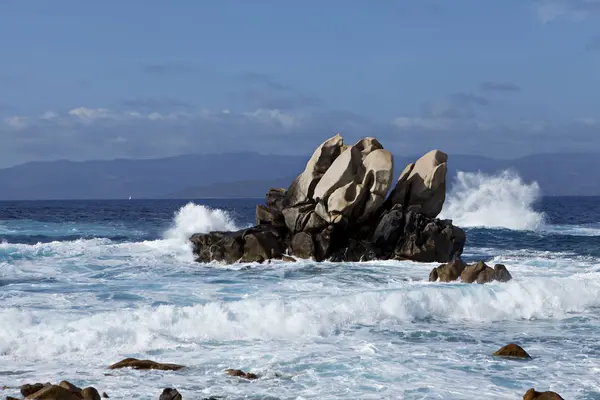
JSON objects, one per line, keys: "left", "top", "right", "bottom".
{"left": 25, "top": 385, "right": 81, "bottom": 400}
{"left": 429, "top": 259, "right": 466, "bottom": 282}
{"left": 102, "top": 393, "right": 109, "bottom": 399}
{"left": 330, "top": 239, "right": 377, "bottom": 262}
{"left": 225, "top": 369, "right": 258, "bottom": 380}
{"left": 523, "top": 388, "right": 564, "bottom": 400}
{"left": 290, "top": 232, "right": 315, "bottom": 259}
{"left": 493, "top": 343, "right": 531, "bottom": 359}
{"left": 240, "top": 227, "right": 284, "bottom": 263}
{"left": 314, "top": 225, "right": 334, "bottom": 261}
{"left": 21, "top": 383, "right": 47, "bottom": 397}
{"left": 82, "top": 387, "right": 101, "bottom": 400}
{"left": 7, "top": 397, "right": 21, "bottom": 400}
{"left": 190, "top": 231, "right": 244, "bottom": 263}
{"left": 374, "top": 208, "right": 465, "bottom": 263}
{"left": 493, "top": 264, "right": 513, "bottom": 282}
{"left": 281, "top": 254, "right": 296, "bottom": 262}
{"left": 159, "top": 388, "right": 182, "bottom": 400}
{"left": 108, "top": 358, "right": 185, "bottom": 371}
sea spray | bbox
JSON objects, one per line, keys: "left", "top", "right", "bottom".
{"left": 163, "top": 202, "right": 240, "bottom": 243}
{"left": 440, "top": 170, "right": 544, "bottom": 230}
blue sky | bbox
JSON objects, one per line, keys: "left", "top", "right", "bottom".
{"left": 1, "top": 0, "right": 599, "bottom": 166}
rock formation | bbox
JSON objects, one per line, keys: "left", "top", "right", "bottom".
{"left": 429, "top": 261, "right": 512, "bottom": 284}
{"left": 190, "top": 133, "right": 466, "bottom": 264}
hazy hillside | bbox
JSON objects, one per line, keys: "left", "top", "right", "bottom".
{"left": 0, "top": 152, "right": 598, "bottom": 200}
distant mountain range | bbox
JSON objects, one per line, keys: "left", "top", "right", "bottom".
{"left": 0, "top": 152, "right": 597, "bottom": 200}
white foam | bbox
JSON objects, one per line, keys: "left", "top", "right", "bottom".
{"left": 163, "top": 202, "right": 240, "bottom": 243}
{"left": 440, "top": 170, "right": 544, "bottom": 230}
{"left": 2, "top": 274, "right": 599, "bottom": 361}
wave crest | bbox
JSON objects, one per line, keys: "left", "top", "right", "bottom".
{"left": 163, "top": 202, "right": 240, "bottom": 243}
{"left": 440, "top": 170, "right": 544, "bottom": 230}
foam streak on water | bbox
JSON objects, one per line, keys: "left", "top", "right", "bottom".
{"left": 1, "top": 200, "right": 600, "bottom": 399}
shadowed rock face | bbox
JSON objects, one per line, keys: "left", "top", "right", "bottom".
{"left": 190, "top": 134, "right": 465, "bottom": 264}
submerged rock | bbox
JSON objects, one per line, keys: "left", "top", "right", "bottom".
{"left": 523, "top": 388, "right": 564, "bottom": 400}
{"left": 190, "top": 134, "right": 465, "bottom": 264}
{"left": 493, "top": 343, "right": 531, "bottom": 359}
{"left": 108, "top": 358, "right": 185, "bottom": 371}
{"left": 225, "top": 369, "right": 259, "bottom": 380}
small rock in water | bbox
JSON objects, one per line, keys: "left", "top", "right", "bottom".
{"left": 108, "top": 357, "right": 185, "bottom": 371}
{"left": 225, "top": 369, "right": 259, "bottom": 380}
{"left": 58, "top": 380, "right": 82, "bottom": 396}
{"left": 25, "top": 384, "right": 82, "bottom": 400}
{"left": 20, "top": 383, "right": 47, "bottom": 397}
{"left": 82, "top": 387, "right": 102, "bottom": 400}
{"left": 159, "top": 388, "right": 182, "bottom": 400}
{"left": 7, "top": 397, "right": 20, "bottom": 400}
{"left": 523, "top": 388, "right": 564, "bottom": 399}
{"left": 493, "top": 343, "right": 531, "bottom": 359}
{"left": 102, "top": 393, "right": 109, "bottom": 398}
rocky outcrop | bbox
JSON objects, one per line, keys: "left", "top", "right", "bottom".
{"left": 429, "top": 261, "right": 512, "bottom": 284}
{"left": 190, "top": 134, "right": 465, "bottom": 264}
{"left": 108, "top": 358, "right": 184, "bottom": 371}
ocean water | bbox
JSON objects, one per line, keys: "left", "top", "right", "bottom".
{"left": 1, "top": 172, "right": 600, "bottom": 399}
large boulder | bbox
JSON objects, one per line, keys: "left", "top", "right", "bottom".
{"left": 240, "top": 226, "right": 285, "bottom": 263}
{"left": 387, "top": 149, "right": 447, "bottom": 218}
{"left": 190, "top": 231, "right": 244, "bottom": 264}
{"left": 313, "top": 140, "right": 393, "bottom": 224}
{"left": 359, "top": 149, "right": 394, "bottom": 220}
{"left": 285, "top": 133, "right": 345, "bottom": 207}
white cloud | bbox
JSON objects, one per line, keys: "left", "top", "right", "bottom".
{"left": 3, "top": 116, "right": 29, "bottom": 129}
{"left": 68, "top": 107, "right": 114, "bottom": 122}
{"left": 243, "top": 108, "right": 300, "bottom": 128}
{"left": 393, "top": 116, "right": 452, "bottom": 131}
{"left": 40, "top": 111, "right": 58, "bottom": 120}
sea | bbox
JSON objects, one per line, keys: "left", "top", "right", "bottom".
{"left": 1, "top": 171, "right": 600, "bottom": 399}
